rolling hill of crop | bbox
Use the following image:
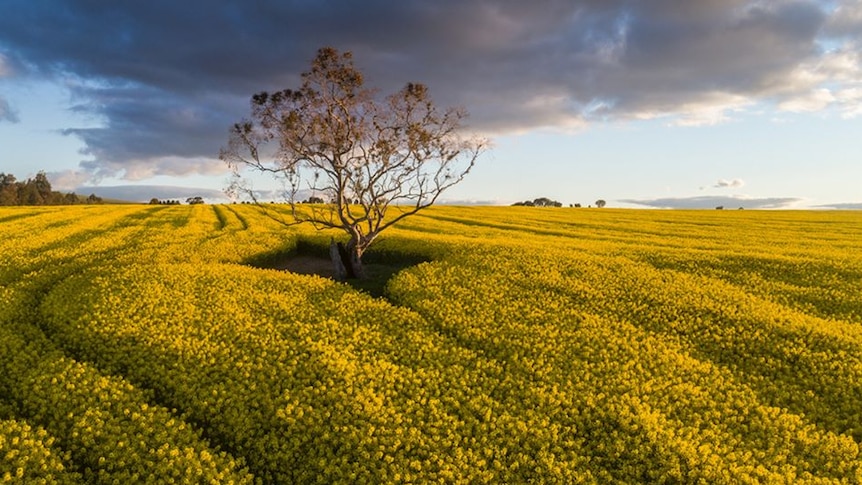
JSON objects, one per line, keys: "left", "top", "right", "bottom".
{"left": 1, "top": 204, "right": 861, "bottom": 483}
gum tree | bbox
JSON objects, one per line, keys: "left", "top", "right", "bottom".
{"left": 221, "top": 47, "right": 487, "bottom": 279}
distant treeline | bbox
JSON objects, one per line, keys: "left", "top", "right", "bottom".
{"left": 0, "top": 171, "right": 103, "bottom": 206}
{"left": 512, "top": 197, "right": 564, "bottom": 207}
{"left": 512, "top": 197, "right": 607, "bottom": 208}
{"left": 149, "top": 197, "right": 205, "bottom": 205}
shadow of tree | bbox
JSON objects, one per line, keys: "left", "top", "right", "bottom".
{"left": 243, "top": 238, "right": 428, "bottom": 300}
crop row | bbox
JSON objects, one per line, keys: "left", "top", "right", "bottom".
{"left": 2, "top": 204, "right": 862, "bottom": 483}
{"left": 0, "top": 418, "right": 82, "bottom": 485}
{"left": 387, "top": 247, "right": 862, "bottom": 482}
{"left": 0, "top": 207, "right": 256, "bottom": 483}
{"left": 0, "top": 297, "right": 253, "bottom": 484}
{"left": 39, "top": 214, "right": 862, "bottom": 482}
{"left": 41, "top": 261, "right": 607, "bottom": 483}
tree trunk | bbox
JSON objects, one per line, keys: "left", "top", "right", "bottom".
{"left": 329, "top": 238, "right": 365, "bottom": 280}
{"left": 329, "top": 239, "right": 348, "bottom": 281}
{"left": 347, "top": 242, "right": 365, "bottom": 279}
{"left": 337, "top": 242, "right": 359, "bottom": 279}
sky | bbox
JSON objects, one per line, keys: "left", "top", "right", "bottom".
{"left": 1, "top": 0, "right": 861, "bottom": 209}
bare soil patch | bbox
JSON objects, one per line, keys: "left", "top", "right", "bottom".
{"left": 272, "top": 254, "right": 336, "bottom": 279}
{"left": 265, "top": 253, "right": 415, "bottom": 299}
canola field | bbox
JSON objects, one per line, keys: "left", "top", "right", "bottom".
{"left": 1, "top": 204, "right": 861, "bottom": 484}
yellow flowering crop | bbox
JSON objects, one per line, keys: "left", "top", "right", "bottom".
{"left": 1, "top": 204, "right": 861, "bottom": 483}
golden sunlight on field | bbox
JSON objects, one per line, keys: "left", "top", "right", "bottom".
{"left": 1, "top": 204, "right": 861, "bottom": 483}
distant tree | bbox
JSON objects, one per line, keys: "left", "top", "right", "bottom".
{"left": 186, "top": 196, "right": 205, "bottom": 205}
{"left": 573, "top": 203, "right": 582, "bottom": 208}
{"left": 715, "top": 206, "right": 724, "bottom": 210}
{"left": 512, "top": 197, "right": 563, "bottom": 207}
{"left": 32, "top": 171, "right": 53, "bottom": 203}
{"left": 86, "top": 193, "right": 103, "bottom": 204}
{"left": 595, "top": 199, "right": 606, "bottom": 208}
{"left": 534, "top": 197, "right": 562, "bottom": 207}
{"left": 21, "top": 183, "right": 44, "bottom": 205}
{"left": 149, "top": 198, "right": 161, "bottom": 205}
{"left": 304, "top": 196, "right": 325, "bottom": 204}
{"left": 221, "top": 47, "right": 487, "bottom": 279}
{"left": 0, "top": 173, "right": 18, "bottom": 205}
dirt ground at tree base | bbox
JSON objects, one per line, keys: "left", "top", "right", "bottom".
{"left": 271, "top": 255, "right": 336, "bottom": 279}
{"left": 268, "top": 254, "right": 415, "bottom": 299}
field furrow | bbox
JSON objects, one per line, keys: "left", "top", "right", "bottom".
{"left": 1, "top": 204, "right": 860, "bottom": 483}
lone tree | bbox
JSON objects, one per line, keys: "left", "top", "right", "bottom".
{"left": 221, "top": 47, "right": 487, "bottom": 279}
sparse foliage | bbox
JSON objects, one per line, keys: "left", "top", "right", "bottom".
{"left": 221, "top": 47, "right": 487, "bottom": 278}
{"left": 595, "top": 199, "right": 607, "bottom": 208}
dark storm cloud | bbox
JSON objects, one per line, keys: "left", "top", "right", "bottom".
{"left": 61, "top": 84, "right": 234, "bottom": 179}
{"left": 0, "top": 53, "right": 18, "bottom": 123}
{"left": 0, "top": 0, "right": 858, "bottom": 180}
{"left": 621, "top": 195, "right": 802, "bottom": 209}
{"left": 825, "top": 0, "right": 862, "bottom": 37}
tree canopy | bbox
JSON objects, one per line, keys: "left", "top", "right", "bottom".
{"left": 221, "top": 47, "right": 488, "bottom": 278}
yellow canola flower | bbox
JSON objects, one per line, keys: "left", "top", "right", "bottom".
{"left": 4, "top": 205, "right": 862, "bottom": 483}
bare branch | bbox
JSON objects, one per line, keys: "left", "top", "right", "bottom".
{"left": 219, "top": 47, "right": 488, "bottom": 272}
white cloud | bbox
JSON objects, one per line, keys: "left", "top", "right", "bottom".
{"left": 438, "top": 198, "right": 510, "bottom": 206}
{"left": 76, "top": 185, "right": 229, "bottom": 203}
{"left": 46, "top": 170, "right": 94, "bottom": 191}
{"left": 628, "top": 92, "right": 753, "bottom": 127}
{"left": 774, "top": 45, "right": 862, "bottom": 116}
{"left": 818, "top": 48, "right": 861, "bottom": 82}
{"left": 813, "top": 202, "right": 862, "bottom": 209}
{"left": 714, "top": 178, "right": 745, "bottom": 189}
{"left": 835, "top": 86, "right": 862, "bottom": 117}
{"left": 78, "top": 156, "right": 227, "bottom": 182}
{"left": 621, "top": 195, "right": 802, "bottom": 209}
{"left": 778, "top": 88, "right": 836, "bottom": 112}
{"left": 671, "top": 104, "right": 744, "bottom": 127}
